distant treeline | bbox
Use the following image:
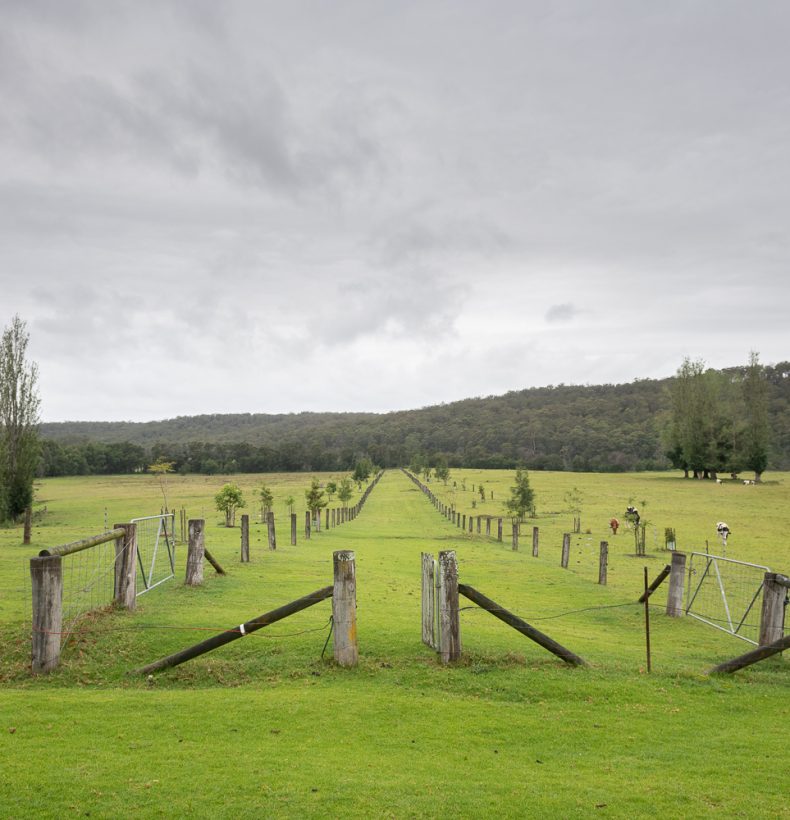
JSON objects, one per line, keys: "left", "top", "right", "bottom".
{"left": 38, "top": 362, "right": 790, "bottom": 477}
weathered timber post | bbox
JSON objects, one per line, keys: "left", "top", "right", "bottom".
{"left": 532, "top": 526, "right": 539, "bottom": 557}
{"left": 30, "top": 553, "right": 62, "bottom": 674}
{"left": 598, "top": 541, "right": 608, "bottom": 586}
{"left": 666, "top": 551, "right": 687, "bottom": 617}
{"left": 759, "top": 573, "right": 789, "bottom": 645}
{"left": 462, "top": 514, "right": 466, "bottom": 530}
{"left": 457, "top": 513, "right": 461, "bottom": 528}
{"left": 437, "top": 550, "right": 461, "bottom": 663}
{"left": 325, "top": 508, "right": 329, "bottom": 530}
{"left": 266, "top": 511, "right": 277, "bottom": 551}
{"left": 561, "top": 533, "right": 570, "bottom": 568}
{"left": 305, "top": 511, "right": 311, "bottom": 539}
{"left": 497, "top": 518, "right": 503, "bottom": 542}
{"left": 240, "top": 514, "right": 250, "bottom": 562}
{"left": 113, "top": 522, "right": 137, "bottom": 609}
{"left": 421, "top": 552, "right": 437, "bottom": 649}
{"left": 290, "top": 513, "right": 297, "bottom": 545}
{"left": 23, "top": 506, "right": 32, "bottom": 545}
{"left": 331, "top": 508, "right": 335, "bottom": 528}
{"left": 185, "top": 519, "right": 205, "bottom": 586}
{"left": 332, "top": 550, "right": 358, "bottom": 667}
{"left": 485, "top": 517, "right": 491, "bottom": 537}
{"left": 468, "top": 516, "right": 473, "bottom": 533}
{"left": 512, "top": 521, "right": 519, "bottom": 551}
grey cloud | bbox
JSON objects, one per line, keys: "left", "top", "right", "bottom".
{"left": 545, "top": 304, "right": 580, "bottom": 324}
{"left": 3, "top": 2, "right": 790, "bottom": 421}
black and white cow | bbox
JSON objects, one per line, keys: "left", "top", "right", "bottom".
{"left": 716, "top": 521, "right": 731, "bottom": 546}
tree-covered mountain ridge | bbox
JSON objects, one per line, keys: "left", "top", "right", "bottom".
{"left": 39, "top": 362, "right": 790, "bottom": 474}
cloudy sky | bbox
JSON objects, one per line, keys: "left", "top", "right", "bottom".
{"left": 2, "top": 1, "right": 788, "bottom": 422}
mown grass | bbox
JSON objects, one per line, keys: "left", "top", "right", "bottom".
{"left": 1, "top": 469, "right": 788, "bottom": 818}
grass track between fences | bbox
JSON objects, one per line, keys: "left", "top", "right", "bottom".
{"left": 1, "top": 469, "right": 789, "bottom": 818}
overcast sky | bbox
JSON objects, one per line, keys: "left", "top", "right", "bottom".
{"left": 2, "top": 1, "right": 788, "bottom": 422}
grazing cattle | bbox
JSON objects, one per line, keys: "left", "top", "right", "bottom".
{"left": 716, "top": 522, "right": 731, "bottom": 545}
{"left": 610, "top": 517, "right": 619, "bottom": 535}
{"left": 625, "top": 506, "right": 640, "bottom": 527}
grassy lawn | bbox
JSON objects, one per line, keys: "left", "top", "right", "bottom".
{"left": 1, "top": 469, "right": 788, "bottom": 817}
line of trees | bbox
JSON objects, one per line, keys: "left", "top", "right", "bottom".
{"left": 39, "top": 360, "right": 790, "bottom": 475}
{"left": 664, "top": 353, "right": 770, "bottom": 481}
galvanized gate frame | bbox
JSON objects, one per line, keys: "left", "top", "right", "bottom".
{"left": 132, "top": 513, "right": 176, "bottom": 596}
{"left": 686, "top": 551, "right": 770, "bottom": 644}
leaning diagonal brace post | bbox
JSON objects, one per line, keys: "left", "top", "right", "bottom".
{"left": 135, "top": 585, "right": 333, "bottom": 675}
{"left": 707, "top": 633, "right": 790, "bottom": 675}
{"left": 458, "top": 583, "right": 587, "bottom": 667}
{"left": 638, "top": 564, "right": 671, "bottom": 603}
{"left": 203, "top": 547, "right": 226, "bottom": 575}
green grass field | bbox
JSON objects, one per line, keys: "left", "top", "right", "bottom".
{"left": 1, "top": 469, "right": 788, "bottom": 818}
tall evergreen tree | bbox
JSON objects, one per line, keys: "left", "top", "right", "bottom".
{"left": 0, "top": 316, "right": 41, "bottom": 521}
{"left": 741, "top": 351, "right": 769, "bottom": 482}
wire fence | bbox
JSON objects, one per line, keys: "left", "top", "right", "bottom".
{"left": 60, "top": 538, "right": 120, "bottom": 644}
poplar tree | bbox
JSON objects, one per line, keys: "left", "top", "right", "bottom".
{"left": 0, "top": 316, "right": 41, "bottom": 522}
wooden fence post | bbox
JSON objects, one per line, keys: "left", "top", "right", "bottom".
{"left": 305, "top": 511, "right": 311, "bottom": 539}
{"left": 532, "top": 526, "right": 539, "bottom": 557}
{"left": 462, "top": 514, "right": 466, "bottom": 530}
{"left": 598, "top": 541, "right": 608, "bottom": 585}
{"left": 30, "top": 553, "right": 62, "bottom": 674}
{"left": 666, "top": 551, "right": 687, "bottom": 617}
{"left": 185, "top": 519, "right": 205, "bottom": 586}
{"left": 485, "top": 517, "right": 491, "bottom": 537}
{"left": 497, "top": 518, "right": 503, "bottom": 542}
{"left": 290, "top": 513, "right": 297, "bottom": 545}
{"left": 477, "top": 516, "right": 482, "bottom": 534}
{"left": 239, "top": 514, "right": 249, "bottom": 563}
{"left": 23, "top": 506, "right": 32, "bottom": 545}
{"left": 512, "top": 521, "right": 519, "bottom": 551}
{"left": 438, "top": 550, "right": 461, "bottom": 663}
{"left": 468, "top": 516, "right": 473, "bottom": 533}
{"left": 561, "top": 533, "right": 570, "bottom": 568}
{"left": 266, "top": 511, "right": 277, "bottom": 551}
{"left": 332, "top": 550, "right": 358, "bottom": 667}
{"left": 325, "top": 508, "right": 329, "bottom": 530}
{"left": 421, "top": 552, "right": 437, "bottom": 649}
{"left": 113, "top": 522, "right": 137, "bottom": 609}
{"left": 758, "top": 573, "right": 788, "bottom": 645}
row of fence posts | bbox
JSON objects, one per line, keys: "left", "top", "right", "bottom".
{"left": 240, "top": 472, "right": 384, "bottom": 563}
{"left": 403, "top": 469, "right": 787, "bottom": 650}
{"left": 30, "top": 474, "right": 383, "bottom": 675}
{"left": 402, "top": 469, "right": 611, "bottom": 586}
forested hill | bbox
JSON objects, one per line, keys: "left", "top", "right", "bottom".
{"left": 39, "top": 364, "right": 790, "bottom": 474}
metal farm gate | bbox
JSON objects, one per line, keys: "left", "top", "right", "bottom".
{"left": 685, "top": 551, "right": 770, "bottom": 644}
{"left": 132, "top": 513, "right": 176, "bottom": 596}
